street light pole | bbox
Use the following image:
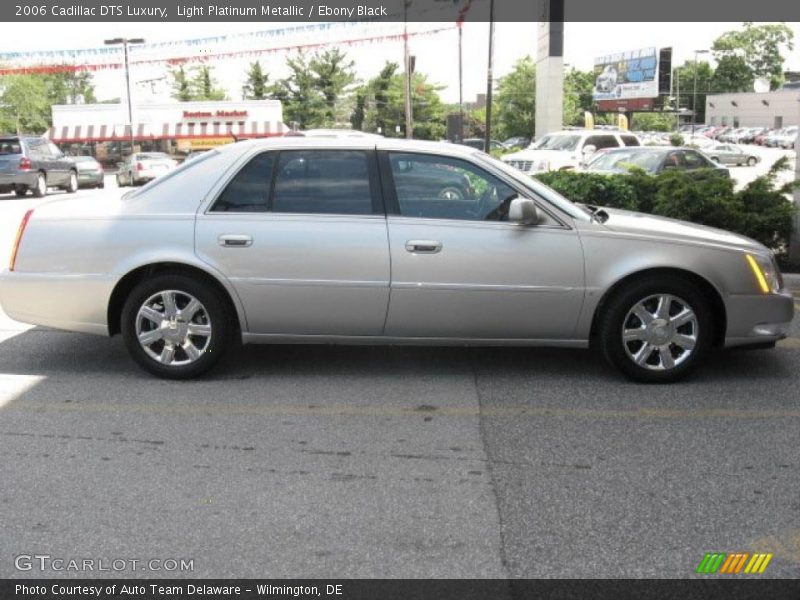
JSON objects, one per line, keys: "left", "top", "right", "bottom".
{"left": 483, "top": 0, "right": 495, "bottom": 153}
{"left": 692, "top": 49, "right": 709, "bottom": 134}
{"left": 403, "top": 1, "right": 413, "bottom": 139}
{"left": 105, "top": 37, "right": 145, "bottom": 158}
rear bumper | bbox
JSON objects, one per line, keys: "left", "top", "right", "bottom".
{"left": 723, "top": 290, "right": 795, "bottom": 347}
{"left": 0, "top": 172, "right": 36, "bottom": 189}
{"left": 0, "top": 270, "right": 112, "bottom": 336}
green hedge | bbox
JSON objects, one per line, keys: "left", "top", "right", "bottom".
{"left": 534, "top": 158, "right": 797, "bottom": 256}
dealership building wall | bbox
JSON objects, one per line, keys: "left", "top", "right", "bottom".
{"left": 704, "top": 90, "right": 800, "bottom": 128}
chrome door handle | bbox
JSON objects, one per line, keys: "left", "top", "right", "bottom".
{"left": 405, "top": 240, "right": 442, "bottom": 254}
{"left": 218, "top": 234, "right": 252, "bottom": 248}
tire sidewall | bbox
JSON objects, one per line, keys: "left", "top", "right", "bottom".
{"left": 599, "top": 277, "right": 713, "bottom": 383}
{"left": 121, "top": 274, "right": 232, "bottom": 379}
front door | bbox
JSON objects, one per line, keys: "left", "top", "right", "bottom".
{"left": 196, "top": 148, "right": 390, "bottom": 336}
{"left": 381, "top": 151, "right": 585, "bottom": 340}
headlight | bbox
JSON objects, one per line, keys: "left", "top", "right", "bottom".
{"left": 534, "top": 160, "right": 550, "bottom": 171}
{"left": 745, "top": 253, "right": 782, "bottom": 294}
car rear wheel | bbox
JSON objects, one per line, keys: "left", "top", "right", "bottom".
{"left": 116, "top": 174, "right": 125, "bottom": 187}
{"left": 64, "top": 171, "right": 78, "bottom": 193}
{"left": 31, "top": 173, "right": 47, "bottom": 198}
{"left": 121, "top": 274, "right": 233, "bottom": 379}
{"left": 598, "top": 277, "right": 712, "bottom": 383}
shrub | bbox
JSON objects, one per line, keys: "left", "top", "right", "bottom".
{"left": 533, "top": 160, "right": 797, "bottom": 255}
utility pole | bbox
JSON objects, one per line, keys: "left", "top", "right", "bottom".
{"left": 789, "top": 108, "right": 800, "bottom": 268}
{"left": 105, "top": 37, "right": 145, "bottom": 157}
{"left": 403, "top": 1, "right": 413, "bottom": 139}
{"left": 483, "top": 0, "right": 495, "bottom": 153}
{"left": 692, "top": 49, "right": 709, "bottom": 134}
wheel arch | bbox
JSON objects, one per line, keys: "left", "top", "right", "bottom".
{"left": 589, "top": 267, "right": 727, "bottom": 348}
{"left": 107, "top": 262, "right": 244, "bottom": 338}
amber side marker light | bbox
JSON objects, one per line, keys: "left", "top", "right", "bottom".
{"left": 9, "top": 209, "right": 34, "bottom": 272}
{"left": 745, "top": 254, "right": 770, "bottom": 294}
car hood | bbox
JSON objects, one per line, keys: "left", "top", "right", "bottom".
{"left": 504, "top": 148, "right": 577, "bottom": 161}
{"left": 596, "top": 206, "right": 764, "bottom": 252}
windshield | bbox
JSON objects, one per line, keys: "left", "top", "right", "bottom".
{"left": 475, "top": 153, "right": 590, "bottom": 221}
{"left": 136, "top": 152, "right": 170, "bottom": 160}
{"left": 532, "top": 134, "right": 581, "bottom": 152}
{"left": 588, "top": 150, "right": 664, "bottom": 173}
{"left": 71, "top": 156, "right": 95, "bottom": 162}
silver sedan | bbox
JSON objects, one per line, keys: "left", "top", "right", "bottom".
{"left": 706, "top": 144, "right": 760, "bottom": 167}
{"left": 0, "top": 138, "right": 793, "bottom": 382}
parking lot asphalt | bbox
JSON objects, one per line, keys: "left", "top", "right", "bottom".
{"left": 0, "top": 168, "right": 798, "bottom": 579}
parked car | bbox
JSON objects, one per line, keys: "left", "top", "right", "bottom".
{"left": 503, "top": 137, "right": 531, "bottom": 150}
{"left": 754, "top": 129, "right": 775, "bottom": 145}
{"left": 706, "top": 144, "right": 760, "bottom": 167}
{"left": 116, "top": 152, "right": 178, "bottom": 187}
{"left": 503, "top": 129, "right": 641, "bottom": 174}
{"left": 584, "top": 147, "right": 730, "bottom": 177}
{"left": 460, "top": 138, "right": 508, "bottom": 152}
{"left": 69, "top": 156, "right": 105, "bottom": 188}
{"left": 1, "top": 138, "right": 791, "bottom": 383}
{"left": 0, "top": 135, "right": 78, "bottom": 197}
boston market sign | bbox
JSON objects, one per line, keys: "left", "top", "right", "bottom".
{"left": 182, "top": 110, "right": 249, "bottom": 120}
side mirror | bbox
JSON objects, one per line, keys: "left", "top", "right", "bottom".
{"left": 508, "top": 197, "right": 539, "bottom": 225}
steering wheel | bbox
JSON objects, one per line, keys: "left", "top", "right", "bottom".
{"left": 474, "top": 185, "right": 498, "bottom": 219}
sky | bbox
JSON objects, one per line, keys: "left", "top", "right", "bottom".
{"left": 1, "top": 21, "right": 799, "bottom": 105}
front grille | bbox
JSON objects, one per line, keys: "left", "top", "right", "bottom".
{"left": 506, "top": 160, "right": 533, "bottom": 171}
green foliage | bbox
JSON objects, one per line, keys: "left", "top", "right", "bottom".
{"left": 169, "top": 65, "right": 227, "bottom": 102}
{"left": 0, "top": 71, "right": 97, "bottom": 134}
{"left": 350, "top": 61, "right": 445, "bottom": 140}
{"left": 712, "top": 22, "right": 795, "bottom": 90}
{"left": 493, "top": 56, "right": 535, "bottom": 140}
{"left": 563, "top": 68, "right": 596, "bottom": 127}
{"left": 673, "top": 60, "right": 714, "bottom": 122}
{"left": 242, "top": 61, "right": 269, "bottom": 100}
{"left": 669, "top": 133, "right": 684, "bottom": 146}
{"left": 711, "top": 55, "right": 754, "bottom": 93}
{"left": 631, "top": 112, "right": 675, "bottom": 132}
{"left": 534, "top": 161, "right": 796, "bottom": 254}
{"left": 272, "top": 50, "right": 357, "bottom": 129}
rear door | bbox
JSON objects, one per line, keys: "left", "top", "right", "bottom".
{"left": 195, "top": 147, "right": 391, "bottom": 336}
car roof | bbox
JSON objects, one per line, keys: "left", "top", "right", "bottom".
{"left": 226, "top": 136, "right": 483, "bottom": 158}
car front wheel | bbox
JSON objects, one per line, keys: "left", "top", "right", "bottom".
{"left": 65, "top": 171, "right": 78, "bottom": 193}
{"left": 121, "top": 274, "right": 233, "bottom": 379}
{"left": 598, "top": 277, "right": 712, "bottom": 383}
{"left": 747, "top": 157, "right": 757, "bottom": 166}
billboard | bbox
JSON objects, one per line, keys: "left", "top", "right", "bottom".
{"left": 592, "top": 47, "right": 659, "bottom": 102}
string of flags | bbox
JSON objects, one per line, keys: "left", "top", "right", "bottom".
{"left": 0, "top": 24, "right": 456, "bottom": 76}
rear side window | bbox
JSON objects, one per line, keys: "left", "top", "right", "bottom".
{"left": 272, "top": 150, "right": 372, "bottom": 215}
{"left": 211, "top": 152, "right": 274, "bottom": 213}
{"left": 584, "top": 135, "right": 620, "bottom": 150}
{"left": 0, "top": 139, "right": 22, "bottom": 154}
{"left": 620, "top": 135, "right": 640, "bottom": 147}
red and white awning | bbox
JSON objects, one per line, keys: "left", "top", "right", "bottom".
{"left": 48, "top": 120, "right": 289, "bottom": 143}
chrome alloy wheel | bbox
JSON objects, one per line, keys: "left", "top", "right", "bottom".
{"left": 621, "top": 294, "right": 698, "bottom": 371}
{"left": 135, "top": 290, "right": 212, "bottom": 366}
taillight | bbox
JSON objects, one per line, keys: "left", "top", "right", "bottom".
{"left": 136, "top": 163, "right": 144, "bottom": 171}
{"left": 9, "top": 209, "right": 34, "bottom": 271}
{"left": 19, "top": 157, "right": 32, "bottom": 171}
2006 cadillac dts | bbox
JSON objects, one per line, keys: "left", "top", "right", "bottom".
{"left": 0, "top": 138, "right": 793, "bottom": 382}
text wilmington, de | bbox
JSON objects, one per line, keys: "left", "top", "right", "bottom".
{"left": 178, "top": 5, "right": 388, "bottom": 18}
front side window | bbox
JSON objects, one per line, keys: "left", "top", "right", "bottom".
{"left": 584, "top": 135, "right": 619, "bottom": 150}
{"left": 388, "top": 152, "right": 516, "bottom": 221}
{"left": 211, "top": 152, "right": 273, "bottom": 213}
{"left": 683, "top": 150, "right": 713, "bottom": 169}
{"left": 272, "top": 150, "right": 372, "bottom": 215}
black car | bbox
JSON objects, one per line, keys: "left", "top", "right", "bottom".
{"left": 503, "top": 136, "right": 531, "bottom": 150}
{"left": 585, "top": 147, "right": 730, "bottom": 177}
{"left": 0, "top": 135, "right": 78, "bottom": 197}
{"left": 459, "top": 138, "right": 509, "bottom": 152}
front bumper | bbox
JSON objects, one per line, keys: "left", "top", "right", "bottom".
{"left": 724, "top": 290, "right": 795, "bottom": 347}
{"left": 0, "top": 270, "right": 112, "bottom": 336}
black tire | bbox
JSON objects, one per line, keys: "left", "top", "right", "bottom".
{"left": 121, "top": 273, "right": 234, "bottom": 379}
{"left": 64, "top": 170, "right": 78, "bottom": 193}
{"left": 31, "top": 172, "right": 47, "bottom": 198}
{"left": 747, "top": 157, "right": 757, "bottom": 166}
{"left": 14, "top": 186, "right": 27, "bottom": 197}
{"left": 598, "top": 276, "right": 713, "bottom": 383}
{"left": 116, "top": 174, "right": 125, "bottom": 187}
{"left": 98, "top": 180, "right": 105, "bottom": 189}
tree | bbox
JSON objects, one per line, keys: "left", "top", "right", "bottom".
{"left": 674, "top": 60, "right": 714, "bottom": 122}
{"left": 242, "top": 61, "right": 269, "bottom": 100}
{"left": 192, "top": 66, "right": 227, "bottom": 101}
{"left": 309, "top": 48, "right": 357, "bottom": 126}
{"left": 0, "top": 75, "right": 51, "bottom": 133}
{"left": 268, "top": 53, "right": 327, "bottom": 128}
{"left": 352, "top": 62, "right": 446, "bottom": 140}
{"left": 710, "top": 55, "right": 754, "bottom": 94}
{"left": 563, "top": 68, "right": 595, "bottom": 126}
{"left": 630, "top": 112, "right": 676, "bottom": 132}
{"left": 492, "top": 56, "right": 535, "bottom": 140}
{"left": 47, "top": 70, "right": 96, "bottom": 105}
{"left": 712, "top": 22, "right": 795, "bottom": 90}
{"left": 170, "top": 66, "right": 193, "bottom": 101}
